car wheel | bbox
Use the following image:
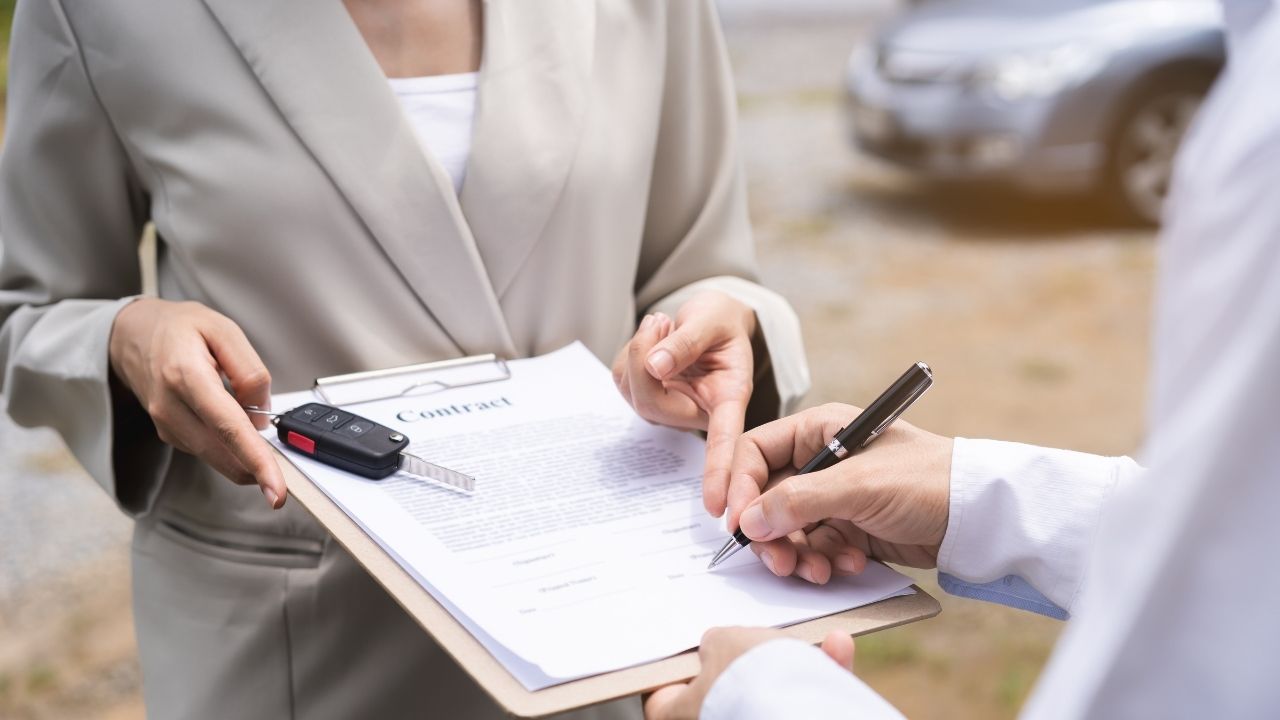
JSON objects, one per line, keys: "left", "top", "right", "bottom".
{"left": 1105, "top": 76, "right": 1211, "bottom": 225}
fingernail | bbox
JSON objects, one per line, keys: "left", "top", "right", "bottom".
{"left": 739, "top": 505, "right": 772, "bottom": 539}
{"left": 835, "top": 554, "right": 862, "bottom": 575}
{"left": 760, "top": 551, "right": 776, "bottom": 574}
{"left": 797, "top": 563, "right": 816, "bottom": 584}
{"left": 639, "top": 314, "right": 654, "bottom": 331}
{"left": 262, "top": 486, "right": 279, "bottom": 508}
{"left": 646, "top": 349, "right": 675, "bottom": 378}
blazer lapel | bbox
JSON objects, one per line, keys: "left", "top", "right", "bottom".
{"left": 461, "top": 0, "right": 596, "bottom": 298}
{"left": 200, "top": 0, "right": 517, "bottom": 358}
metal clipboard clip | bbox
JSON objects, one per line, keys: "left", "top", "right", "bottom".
{"left": 312, "top": 353, "right": 512, "bottom": 407}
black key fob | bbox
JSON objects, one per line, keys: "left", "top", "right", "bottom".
{"left": 276, "top": 403, "right": 409, "bottom": 479}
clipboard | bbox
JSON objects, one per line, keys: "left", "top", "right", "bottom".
{"left": 275, "top": 355, "right": 942, "bottom": 718}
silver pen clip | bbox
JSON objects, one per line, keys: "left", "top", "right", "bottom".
{"left": 860, "top": 362, "right": 933, "bottom": 448}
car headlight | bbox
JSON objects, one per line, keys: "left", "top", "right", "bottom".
{"left": 973, "top": 43, "right": 1107, "bottom": 101}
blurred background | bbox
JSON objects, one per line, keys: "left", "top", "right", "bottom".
{"left": 0, "top": 0, "right": 1219, "bottom": 717}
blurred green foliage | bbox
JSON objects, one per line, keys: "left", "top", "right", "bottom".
{"left": 1, "top": 0, "right": 14, "bottom": 108}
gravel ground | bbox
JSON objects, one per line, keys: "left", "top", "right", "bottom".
{"left": 0, "top": 5, "right": 1155, "bottom": 719}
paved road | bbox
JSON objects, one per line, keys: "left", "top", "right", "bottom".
{"left": 0, "top": 417, "right": 130, "bottom": 605}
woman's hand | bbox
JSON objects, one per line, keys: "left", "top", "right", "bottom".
{"left": 643, "top": 627, "right": 855, "bottom": 720}
{"left": 109, "top": 298, "right": 287, "bottom": 508}
{"left": 727, "top": 404, "right": 952, "bottom": 584}
{"left": 613, "top": 291, "right": 757, "bottom": 517}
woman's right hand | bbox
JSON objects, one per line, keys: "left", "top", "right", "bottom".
{"left": 108, "top": 298, "right": 287, "bottom": 508}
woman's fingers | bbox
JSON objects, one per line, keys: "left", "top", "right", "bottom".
{"left": 701, "top": 394, "right": 746, "bottom": 519}
{"left": 616, "top": 296, "right": 759, "bottom": 521}
{"left": 643, "top": 307, "right": 721, "bottom": 382}
{"left": 112, "top": 299, "right": 286, "bottom": 508}
{"left": 627, "top": 314, "right": 704, "bottom": 430}
{"left": 202, "top": 313, "right": 274, "bottom": 431}
{"left": 175, "top": 349, "right": 286, "bottom": 508}
{"left": 611, "top": 345, "right": 634, "bottom": 407}
{"left": 152, "top": 395, "right": 249, "bottom": 480}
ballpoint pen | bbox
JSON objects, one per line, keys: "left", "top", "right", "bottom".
{"left": 707, "top": 361, "right": 934, "bottom": 570}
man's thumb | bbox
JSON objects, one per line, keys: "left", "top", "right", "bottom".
{"left": 645, "top": 317, "right": 713, "bottom": 380}
{"left": 738, "top": 471, "right": 843, "bottom": 542}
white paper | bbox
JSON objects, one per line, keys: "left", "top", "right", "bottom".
{"left": 268, "top": 343, "right": 915, "bottom": 689}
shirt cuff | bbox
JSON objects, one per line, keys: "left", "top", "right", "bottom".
{"left": 938, "top": 437, "right": 1141, "bottom": 614}
{"left": 938, "top": 573, "right": 1068, "bottom": 620}
{"left": 702, "top": 638, "right": 905, "bottom": 720}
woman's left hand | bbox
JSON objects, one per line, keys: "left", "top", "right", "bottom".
{"left": 613, "top": 291, "right": 757, "bottom": 518}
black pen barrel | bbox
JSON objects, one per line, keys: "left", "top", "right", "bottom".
{"left": 798, "top": 447, "right": 839, "bottom": 475}
{"left": 834, "top": 363, "right": 932, "bottom": 449}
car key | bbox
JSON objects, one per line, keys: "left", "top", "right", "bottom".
{"left": 253, "top": 403, "right": 474, "bottom": 494}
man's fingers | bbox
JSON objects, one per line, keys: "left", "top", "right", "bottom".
{"left": 820, "top": 631, "right": 855, "bottom": 671}
{"left": 738, "top": 467, "right": 851, "bottom": 542}
{"left": 725, "top": 437, "right": 797, "bottom": 532}
{"left": 735, "top": 411, "right": 822, "bottom": 479}
{"left": 751, "top": 537, "right": 798, "bottom": 577}
{"left": 791, "top": 532, "right": 833, "bottom": 585}
{"left": 643, "top": 684, "right": 693, "bottom": 720}
{"left": 179, "top": 358, "right": 287, "bottom": 508}
{"left": 726, "top": 415, "right": 808, "bottom": 522}
{"left": 807, "top": 523, "right": 869, "bottom": 576}
{"left": 750, "top": 532, "right": 832, "bottom": 583}
{"left": 789, "top": 404, "right": 863, "bottom": 469}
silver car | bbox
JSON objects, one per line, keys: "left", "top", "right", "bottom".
{"left": 845, "top": 0, "right": 1225, "bottom": 223}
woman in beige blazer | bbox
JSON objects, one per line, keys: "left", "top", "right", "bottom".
{"left": 0, "top": 0, "right": 809, "bottom": 717}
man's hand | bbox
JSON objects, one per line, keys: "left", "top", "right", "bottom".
{"left": 109, "top": 298, "right": 286, "bottom": 508}
{"left": 612, "top": 291, "right": 757, "bottom": 517}
{"left": 727, "top": 404, "right": 952, "bottom": 583}
{"left": 644, "top": 627, "right": 855, "bottom": 720}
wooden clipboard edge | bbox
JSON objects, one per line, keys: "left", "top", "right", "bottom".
{"left": 276, "top": 451, "right": 941, "bottom": 718}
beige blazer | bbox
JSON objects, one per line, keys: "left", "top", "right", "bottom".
{"left": 0, "top": 1, "right": 809, "bottom": 717}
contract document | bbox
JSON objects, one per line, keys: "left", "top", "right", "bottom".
{"left": 268, "top": 343, "right": 915, "bottom": 690}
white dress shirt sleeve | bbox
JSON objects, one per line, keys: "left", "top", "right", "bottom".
{"left": 1023, "top": 15, "right": 1280, "bottom": 716}
{"left": 702, "top": 639, "right": 905, "bottom": 720}
{"left": 938, "top": 438, "right": 1144, "bottom": 616}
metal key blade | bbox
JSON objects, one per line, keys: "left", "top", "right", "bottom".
{"left": 398, "top": 453, "right": 475, "bottom": 495}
